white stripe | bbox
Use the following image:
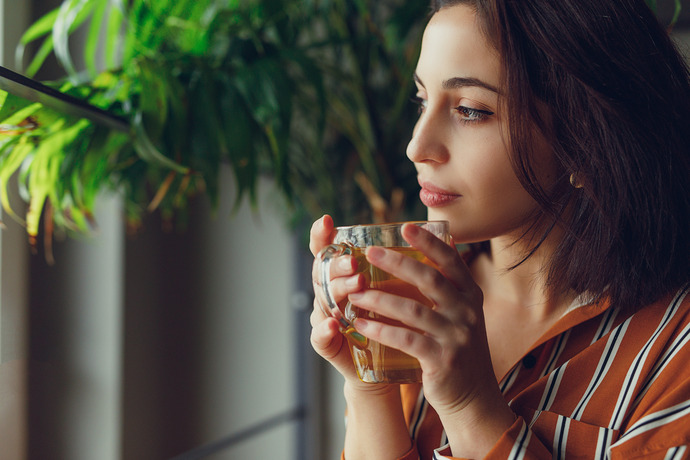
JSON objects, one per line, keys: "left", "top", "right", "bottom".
{"left": 541, "top": 331, "right": 571, "bottom": 378}
{"left": 500, "top": 363, "right": 521, "bottom": 395}
{"left": 528, "top": 410, "right": 542, "bottom": 429}
{"left": 609, "top": 288, "right": 687, "bottom": 429}
{"left": 563, "top": 291, "right": 596, "bottom": 315}
{"left": 632, "top": 320, "right": 690, "bottom": 410}
{"left": 530, "top": 363, "right": 567, "bottom": 426}
{"left": 571, "top": 319, "right": 631, "bottom": 420}
{"left": 664, "top": 445, "right": 687, "bottom": 460}
{"left": 508, "top": 419, "right": 531, "bottom": 460}
{"left": 553, "top": 415, "right": 570, "bottom": 460}
{"left": 595, "top": 426, "right": 613, "bottom": 459}
{"left": 631, "top": 288, "right": 690, "bottom": 410}
{"left": 410, "top": 390, "right": 427, "bottom": 439}
{"left": 592, "top": 307, "right": 620, "bottom": 345}
{"left": 619, "top": 400, "right": 690, "bottom": 442}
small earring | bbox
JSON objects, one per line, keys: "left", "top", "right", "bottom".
{"left": 569, "top": 172, "right": 584, "bottom": 189}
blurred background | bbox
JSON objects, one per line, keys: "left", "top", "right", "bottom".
{"left": 1, "top": 0, "right": 429, "bottom": 458}
{"left": 0, "top": 1, "right": 689, "bottom": 459}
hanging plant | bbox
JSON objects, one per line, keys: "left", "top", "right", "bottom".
{"left": 0, "top": 0, "right": 429, "bottom": 256}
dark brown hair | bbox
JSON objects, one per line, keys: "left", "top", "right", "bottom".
{"left": 431, "top": 0, "right": 690, "bottom": 310}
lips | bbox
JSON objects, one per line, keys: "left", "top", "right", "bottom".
{"left": 418, "top": 181, "right": 460, "bottom": 207}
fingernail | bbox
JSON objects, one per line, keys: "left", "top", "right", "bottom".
{"left": 346, "top": 276, "right": 360, "bottom": 288}
{"left": 366, "top": 246, "right": 385, "bottom": 261}
{"left": 354, "top": 318, "right": 369, "bottom": 331}
{"left": 405, "top": 223, "right": 420, "bottom": 236}
{"left": 339, "top": 256, "right": 354, "bottom": 272}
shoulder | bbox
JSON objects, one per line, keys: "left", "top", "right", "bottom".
{"left": 627, "top": 284, "right": 690, "bottom": 336}
{"left": 610, "top": 285, "right": 690, "bottom": 457}
{"left": 600, "top": 285, "right": 690, "bottom": 376}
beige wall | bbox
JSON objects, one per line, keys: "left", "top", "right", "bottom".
{"left": 0, "top": 2, "right": 31, "bottom": 460}
{"left": 26, "top": 171, "right": 313, "bottom": 459}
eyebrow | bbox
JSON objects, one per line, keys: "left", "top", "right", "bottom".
{"left": 414, "top": 72, "right": 500, "bottom": 95}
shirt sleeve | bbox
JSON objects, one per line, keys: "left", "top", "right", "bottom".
{"left": 608, "top": 375, "right": 690, "bottom": 459}
{"left": 341, "top": 441, "right": 421, "bottom": 460}
{"left": 431, "top": 417, "right": 554, "bottom": 459}
{"left": 396, "top": 442, "right": 422, "bottom": 460}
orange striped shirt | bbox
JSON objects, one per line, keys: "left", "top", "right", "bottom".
{"left": 388, "top": 285, "right": 690, "bottom": 459}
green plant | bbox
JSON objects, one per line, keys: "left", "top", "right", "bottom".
{"left": 0, "top": 0, "right": 428, "bottom": 257}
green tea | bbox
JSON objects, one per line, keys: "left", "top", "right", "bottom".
{"left": 342, "top": 247, "right": 434, "bottom": 383}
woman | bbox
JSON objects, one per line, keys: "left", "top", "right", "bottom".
{"left": 310, "top": 0, "right": 690, "bottom": 458}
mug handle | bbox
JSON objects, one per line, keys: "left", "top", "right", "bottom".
{"left": 316, "top": 242, "right": 367, "bottom": 344}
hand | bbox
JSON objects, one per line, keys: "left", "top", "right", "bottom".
{"left": 347, "top": 223, "right": 514, "bottom": 443}
{"left": 310, "top": 215, "right": 415, "bottom": 459}
{"left": 309, "top": 215, "right": 382, "bottom": 389}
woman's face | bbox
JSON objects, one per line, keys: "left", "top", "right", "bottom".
{"left": 408, "top": 4, "right": 557, "bottom": 243}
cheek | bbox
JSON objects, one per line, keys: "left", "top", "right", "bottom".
{"left": 532, "top": 150, "right": 561, "bottom": 193}
{"left": 463, "top": 141, "right": 522, "bottom": 195}
{"left": 440, "top": 162, "right": 541, "bottom": 242}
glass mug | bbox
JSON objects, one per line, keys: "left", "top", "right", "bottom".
{"left": 315, "top": 221, "right": 450, "bottom": 384}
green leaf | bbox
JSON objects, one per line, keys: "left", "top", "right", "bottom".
{"left": 53, "top": 0, "right": 97, "bottom": 78}
{"left": 15, "top": 9, "right": 59, "bottom": 72}
{"left": 23, "top": 34, "right": 56, "bottom": 77}
{"left": 85, "top": 0, "right": 109, "bottom": 77}
{"left": 138, "top": 60, "right": 169, "bottom": 135}
{"left": 671, "top": 0, "right": 682, "bottom": 27}
{"left": 26, "top": 118, "right": 91, "bottom": 236}
{"left": 216, "top": 73, "right": 259, "bottom": 207}
{"left": 233, "top": 59, "right": 280, "bottom": 127}
{"left": 79, "top": 128, "right": 129, "bottom": 211}
{"left": 157, "top": 70, "right": 188, "bottom": 165}
{"left": 0, "top": 137, "right": 34, "bottom": 225}
{"left": 132, "top": 111, "right": 189, "bottom": 174}
{"left": 0, "top": 103, "right": 43, "bottom": 128}
{"left": 283, "top": 48, "right": 327, "bottom": 134}
{"left": 187, "top": 72, "right": 223, "bottom": 209}
{"left": 105, "top": 1, "right": 125, "bottom": 69}
{"left": 0, "top": 92, "right": 37, "bottom": 123}
{"left": 19, "top": 9, "right": 60, "bottom": 45}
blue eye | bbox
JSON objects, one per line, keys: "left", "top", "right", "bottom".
{"left": 455, "top": 105, "right": 494, "bottom": 123}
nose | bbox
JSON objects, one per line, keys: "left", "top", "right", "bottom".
{"left": 406, "top": 108, "right": 451, "bottom": 165}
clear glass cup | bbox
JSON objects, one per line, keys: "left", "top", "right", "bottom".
{"left": 315, "top": 221, "right": 450, "bottom": 383}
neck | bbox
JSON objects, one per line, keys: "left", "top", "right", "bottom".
{"left": 478, "top": 231, "right": 573, "bottom": 321}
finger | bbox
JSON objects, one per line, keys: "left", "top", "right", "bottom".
{"left": 352, "top": 315, "right": 440, "bottom": 363}
{"left": 310, "top": 302, "right": 328, "bottom": 329}
{"left": 365, "top": 246, "right": 459, "bottom": 309}
{"left": 311, "top": 301, "right": 340, "bottom": 328}
{"left": 401, "top": 224, "right": 474, "bottom": 290}
{"left": 314, "top": 273, "right": 366, "bottom": 312}
{"left": 309, "top": 214, "right": 335, "bottom": 256}
{"left": 348, "top": 289, "right": 450, "bottom": 338}
{"left": 311, "top": 254, "right": 361, "bottom": 318}
{"left": 310, "top": 315, "right": 347, "bottom": 361}
{"left": 311, "top": 253, "right": 358, "bottom": 285}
